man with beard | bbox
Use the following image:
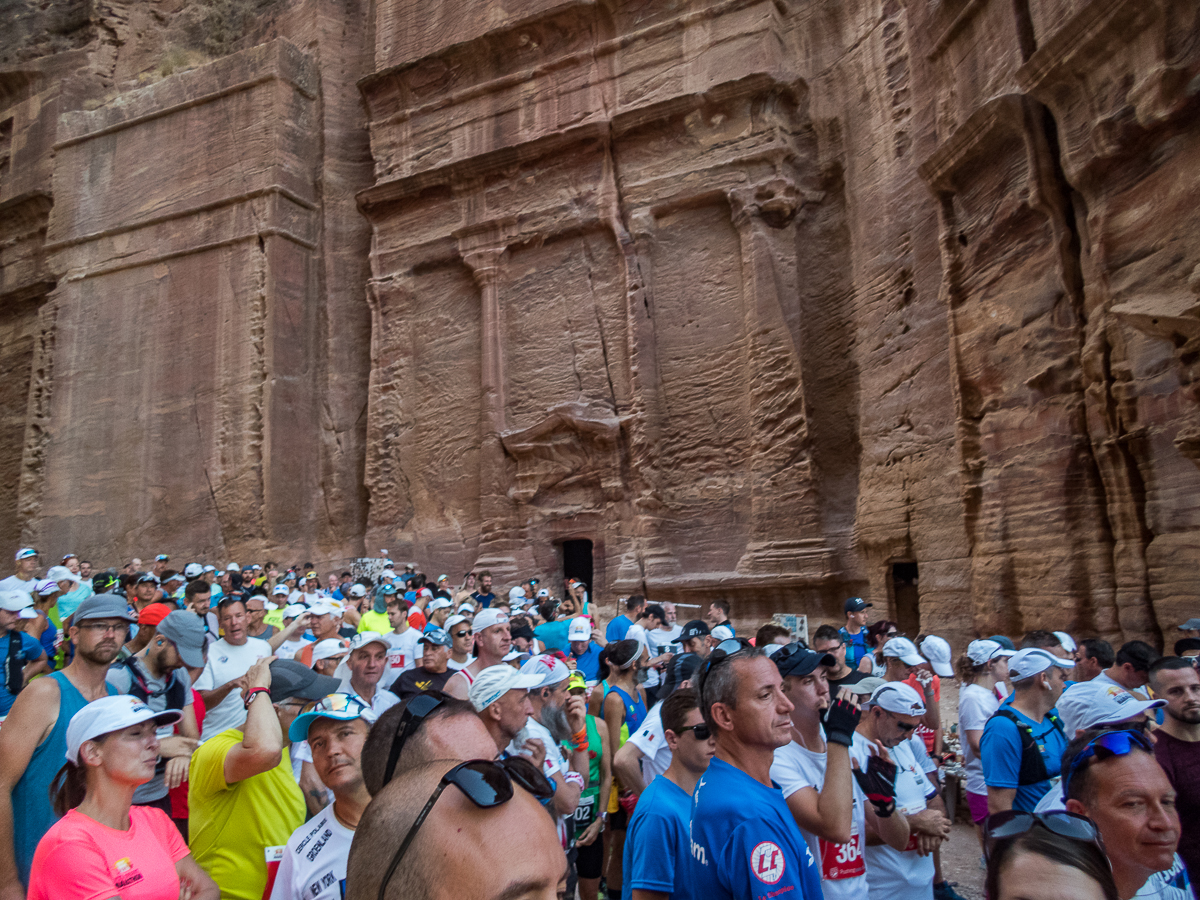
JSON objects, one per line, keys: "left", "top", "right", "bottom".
{"left": 1149, "top": 657, "right": 1200, "bottom": 885}
{"left": 0, "top": 593, "right": 128, "bottom": 892}
{"left": 105, "top": 610, "right": 204, "bottom": 813}
{"left": 271, "top": 694, "right": 375, "bottom": 900}
{"left": 515, "top": 655, "right": 589, "bottom": 846}
{"left": 445, "top": 608, "right": 512, "bottom": 700}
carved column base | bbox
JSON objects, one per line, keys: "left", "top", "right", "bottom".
{"left": 735, "top": 539, "right": 837, "bottom": 579}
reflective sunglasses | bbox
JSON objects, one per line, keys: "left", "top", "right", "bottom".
{"left": 982, "top": 810, "right": 1105, "bottom": 862}
{"left": 1062, "top": 729, "right": 1153, "bottom": 802}
{"left": 382, "top": 691, "right": 446, "bottom": 788}
{"left": 377, "top": 757, "right": 554, "bottom": 900}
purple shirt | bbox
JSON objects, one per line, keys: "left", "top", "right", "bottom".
{"left": 1154, "top": 730, "right": 1200, "bottom": 884}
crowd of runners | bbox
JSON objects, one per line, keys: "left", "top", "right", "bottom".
{"left": 0, "top": 547, "right": 1196, "bottom": 900}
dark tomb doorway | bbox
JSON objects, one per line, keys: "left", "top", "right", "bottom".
{"left": 563, "top": 539, "right": 594, "bottom": 596}
{"left": 892, "top": 561, "right": 920, "bottom": 638}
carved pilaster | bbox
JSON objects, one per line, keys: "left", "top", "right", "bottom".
{"left": 727, "top": 178, "right": 831, "bottom": 577}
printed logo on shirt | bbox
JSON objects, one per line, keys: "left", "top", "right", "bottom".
{"left": 112, "top": 858, "right": 143, "bottom": 888}
{"left": 751, "top": 841, "right": 786, "bottom": 884}
{"left": 306, "top": 869, "right": 340, "bottom": 898}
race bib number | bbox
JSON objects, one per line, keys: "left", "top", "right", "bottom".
{"left": 751, "top": 841, "right": 786, "bottom": 885}
{"left": 819, "top": 829, "right": 865, "bottom": 880}
{"left": 262, "top": 845, "right": 286, "bottom": 900}
{"left": 388, "top": 650, "right": 406, "bottom": 669}
{"left": 573, "top": 793, "right": 596, "bottom": 831}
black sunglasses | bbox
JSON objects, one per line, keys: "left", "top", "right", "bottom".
{"left": 382, "top": 691, "right": 446, "bottom": 788}
{"left": 982, "top": 810, "right": 1105, "bottom": 862}
{"left": 677, "top": 723, "right": 711, "bottom": 740}
{"left": 699, "top": 637, "right": 752, "bottom": 686}
{"left": 377, "top": 757, "right": 554, "bottom": 900}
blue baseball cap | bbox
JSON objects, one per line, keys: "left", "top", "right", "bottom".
{"left": 288, "top": 692, "right": 375, "bottom": 742}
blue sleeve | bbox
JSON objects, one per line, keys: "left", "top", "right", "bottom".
{"left": 20, "top": 632, "right": 44, "bottom": 660}
{"left": 626, "top": 810, "right": 678, "bottom": 893}
{"left": 981, "top": 716, "right": 1023, "bottom": 789}
{"left": 718, "top": 821, "right": 820, "bottom": 900}
{"left": 606, "top": 618, "right": 629, "bottom": 642}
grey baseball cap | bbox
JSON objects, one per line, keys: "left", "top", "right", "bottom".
{"left": 1178, "top": 618, "right": 1200, "bottom": 631}
{"left": 419, "top": 627, "right": 452, "bottom": 648}
{"left": 156, "top": 610, "right": 207, "bottom": 668}
{"left": 72, "top": 593, "right": 136, "bottom": 625}
{"left": 268, "top": 659, "right": 342, "bottom": 704}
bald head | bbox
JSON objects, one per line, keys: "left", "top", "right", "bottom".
{"left": 360, "top": 696, "right": 496, "bottom": 795}
{"left": 346, "top": 759, "right": 567, "bottom": 900}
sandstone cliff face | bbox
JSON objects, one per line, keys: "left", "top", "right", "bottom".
{"left": 0, "top": 0, "right": 1197, "bottom": 647}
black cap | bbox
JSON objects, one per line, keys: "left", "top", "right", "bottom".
{"left": 268, "top": 659, "right": 342, "bottom": 703}
{"left": 679, "top": 620, "right": 710, "bottom": 641}
{"left": 773, "top": 643, "right": 837, "bottom": 679}
{"left": 843, "top": 597, "right": 872, "bottom": 613}
{"left": 510, "top": 623, "right": 535, "bottom": 641}
{"left": 661, "top": 652, "right": 704, "bottom": 696}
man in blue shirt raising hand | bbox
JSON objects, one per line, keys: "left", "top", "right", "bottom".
{"left": 689, "top": 643, "right": 823, "bottom": 900}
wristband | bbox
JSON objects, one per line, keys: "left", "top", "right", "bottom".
{"left": 243, "top": 687, "right": 270, "bottom": 709}
{"left": 563, "top": 770, "right": 585, "bottom": 790}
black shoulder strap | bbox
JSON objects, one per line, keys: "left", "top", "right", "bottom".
{"left": 991, "top": 707, "right": 1050, "bottom": 786}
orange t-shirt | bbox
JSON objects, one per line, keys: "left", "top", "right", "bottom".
{"left": 28, "top": 806, "right": 189, "bottom": 900}
{"left": 408, "top": 609, "right": 427, "bottom": 630}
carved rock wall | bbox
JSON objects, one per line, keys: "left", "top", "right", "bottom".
{"left": 0, "top": 0, "right": 1197, "bottom": 646}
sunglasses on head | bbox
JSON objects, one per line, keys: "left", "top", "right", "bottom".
{"left": 377, "top": 757, "right": 554, "bottom": 900}
{"left": 982, "top": 810, "right": 1104, "bottom": 862}
{"left": 382, "top": 691, "right": 447, "bottom": 788}
{"left": 1062, "top": 729, "right": 1153, "bottom": 802}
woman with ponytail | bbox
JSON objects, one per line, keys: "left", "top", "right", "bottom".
{"left": 28, "top": 694, "right": 218, "bottom": 900}
{"left": 599, "top": 638, "right": 648, "bottom": 900}
{"left": 957, "top": 639, "right": 1016, "bottom": 844}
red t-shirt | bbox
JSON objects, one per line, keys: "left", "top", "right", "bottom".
{"left": 28, "top": 806, "right": 189, "bottom": 900}
{"left": 904, "top": 673, "right": 941, "bottom": 754}
{"left": 408, "top": 609, "right": 427, "bottom": 631}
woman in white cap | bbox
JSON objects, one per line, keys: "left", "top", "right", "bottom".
{"left": 27, "top": 694, "right": 218, "bottom": 900}
{"left": 956, "top": 639, "right": 1015, "bottom": 842}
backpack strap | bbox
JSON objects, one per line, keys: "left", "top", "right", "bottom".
{"left": 991, "top": 707, "right": 1050, "bottom": 786}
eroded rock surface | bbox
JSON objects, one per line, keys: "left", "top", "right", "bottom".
{"left": 0, "top": 0, "right": 1197, "bottom": 646}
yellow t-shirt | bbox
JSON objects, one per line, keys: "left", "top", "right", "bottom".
{"left": 358, "top": 609, "right": 391, "bottom": 634}
{"left": 188, "top": 728, "right": 305, "bottom": 900}
{"left": 263, "top": 608, "right": 284, "bottom": 629}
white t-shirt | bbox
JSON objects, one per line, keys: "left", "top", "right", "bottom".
{"left": 278, "top": 637, "right": 310, "bottom": 660}
{"left": 770, "top": 731, "right": 870, "bottom": 900}
{"left": 958, "top": 683, "right": 1001, "bottom": 794}
{"left": 626, "top": 701, "right": 671, "bottom": 785}
{"left": 0, "top": 575, "right": 35, "bottom": 595}
{"left": 508, "top": 716, "right": 569, "bottom": 845}
{"left": 334, "top": 682, "right": 398, "bottom": 718}
{"left": 193, "top": 636, "right": 273, "bottom": 740}
{"left": 850, "top": 736, "right": 937, "bottom": 900}
{"left": 446, "top": 656, "right": 473, "bottom": 671}
{"left": 380, "top": 629, "right": 424, "bottom": 688}
{"left": 269, "top": 802, "right": 354, "bottom": 900}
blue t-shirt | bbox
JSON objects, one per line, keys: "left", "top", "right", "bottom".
{"left": 838, "top": 626, "right": 868, "bottom": 669}
{"left": 0, "top": 631, "right": 45, "bottom": 715}
{"left": 606, "top": 615, "right": 633, "bottom": 643}
{"left": 534, "top": 619, "right": 571, "bottom": 653}
{"left": 572, "top": 642, "right": 603, "bottom": 681}
{"left": 471, "top": 591, "right": 495, "bottom": 609}
{"left": 623, "top": 775, "right": 697, "bottom": 900}
{"left": 689, "top": 758, "right": 822, "bottom": 900}
{"left": 980, "top": 707, "right": 1068, "bottom": 811}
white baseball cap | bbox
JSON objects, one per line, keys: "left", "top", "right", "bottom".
{"left": 444, "top": 615, "right": 470, "bottom": 633}
{"left": 508, "top": 586, "right": 526, "bottom": 602}
{"left": 46, "top": 565, "right": 81, "bottom": 585}
{"left": 202, "top": 565, "right": 216, "bottom": 573}
{"left": 711, "top": 624, "right": 734, "bottom": 642}
{"left": 0, "top": 591, "right": 37, "bottom": 618}
{"left": 1007, "top": 647, "right": 1074, "bottom": 682}
{"left": 918, "top": 635, "right": 954, "bottom": 677}
{"left": 456, "top": 603, "right": 475, "bottom": 614}
{"left": 1057, "top": 680, "right": 1165, "bottom": 736}
{"left": 467, "top": 664, "right": 544, "bottom": 711}
{"left": 183, "top": 563, "right": 204, "bottom": 579}
{"left": 966, "top": 639, "right": 1015, "bottom": 665}
{"left": 868, "top": 681, "right": 927, "bottom": 716}
{"left": 272, "top": 584, "right": 290, "bottom": 596}
{"left": 1054, "top": 632, "right": 1078, "bottom": 654}
{"left": 282, "top": 603, "right": 308, "bottom": 619}
{"left": 66, "top": 695, "right": 182, "bottom": 764}
{"left": 227, "top": 563, "right": 239, "bottom": 572}
{"left": 349, "top": 584, "right": 368, "bottom": 598}
{"left": 308, "top": 601, "right": 341, "bottom": 618}
{"left": 347, "top": 631, "right": 389, "bottom": 653}
{"left": 428, "top": 597, "right": 452, "bottom": 612}
{"left": 536, "top": 589, "right": 550, "bottom": 598}
{"left": 311, "top": 639, "right": 350, "bottom": 664}
{"left": 568, "top": 617, "right": 592, "bottom": 642}
{"left": 519, "top": 654, "right": 571, "bottom": 688}
{"left": 881, "top": 636, "right": 925, "bottom": 666}
{"left": 473, "top": 609, "right": 509, "bottom": 631}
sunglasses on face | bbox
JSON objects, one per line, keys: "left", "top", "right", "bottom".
{"left": 382, "top": 691, "right": 446, "bottom": 788}
{"left": 1062, "top": 729, "right": 1153, "bottom": 802}
{"left": 376, "top": 757, "right": 554, "bottom": 900}
{"left": 677, "top": 723, "right": 711, "bottom": 740}
{"left": 452, "top": 630, "right": 470, "bottom": 638}
{"left": 982, "top": 810, "right": 1105, "bottom": 862}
